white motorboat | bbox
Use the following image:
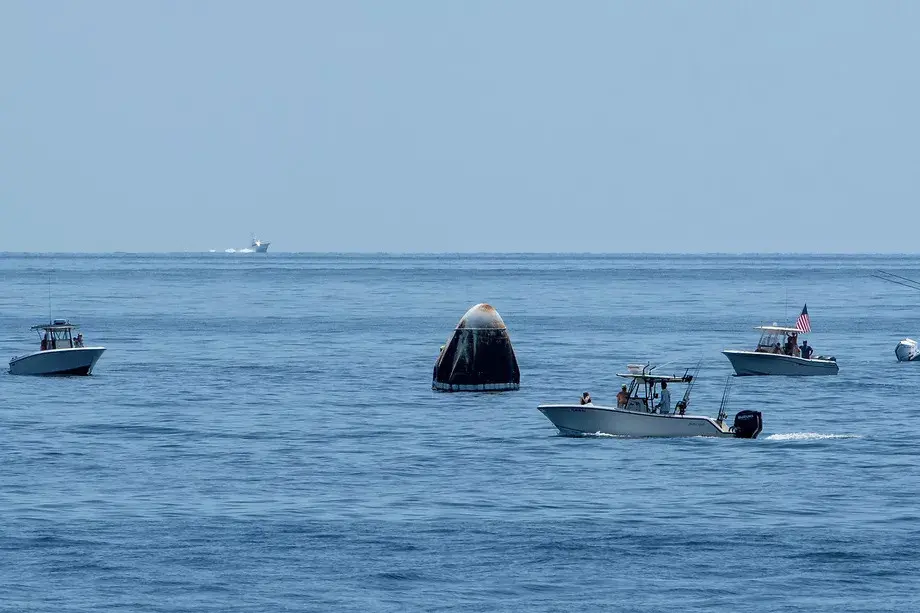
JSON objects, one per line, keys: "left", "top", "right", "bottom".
{"left": 895, "top": 338, "right": 919, "bottom": 362}
{"left": 722, "top": 325, "right": 838, "bottom": 376}
{"left": 537, "top": 364, "right": 763, "bottom": 439}
{"left": 251, "top": 234, "right": 270, "bottom": 253}
{"left": 9, "top": 320, "right": 105, "bottom": 376}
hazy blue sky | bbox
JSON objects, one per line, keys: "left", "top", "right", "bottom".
{"left": 2, "top": 1, "right": 918, "bottom": 252}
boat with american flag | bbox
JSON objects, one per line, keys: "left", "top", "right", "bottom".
{"left": 722, "top": 305, "right": 839, "bottom": 376}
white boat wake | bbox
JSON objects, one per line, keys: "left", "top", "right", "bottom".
{"left": 765, "top": 432, "right": 862, "bottom": 441}
{"left": 223, "top": 248, "right": 255, "bottom": 254}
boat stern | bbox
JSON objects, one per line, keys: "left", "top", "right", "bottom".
{"left": 731, "top": 410, "right": 763, "bottom": 439}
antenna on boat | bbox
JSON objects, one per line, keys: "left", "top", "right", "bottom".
{"left": 717, "top": 375, "right": 733, "bottom": 423}
{"left": 48, "top": 266, "right": 53, "bottom": 323}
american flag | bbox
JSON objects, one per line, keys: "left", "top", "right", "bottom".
{"left": 795, "top": 304, "right": 811, "bottom": 333}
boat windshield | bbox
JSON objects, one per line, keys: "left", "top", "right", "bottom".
{"left": 755, "top": 327, "right": 801, "bottom": 354}
{"left": 34, "top": 326, "right": 74, "bottom": 349}
{"left": 53, "top": 328, "right": 73, "bottom": 348}
{"left": 756, "top": 331, "right": 782, "bottom": 352}
{"left": 31, "top": 322, "right": 84, "bottom": 350}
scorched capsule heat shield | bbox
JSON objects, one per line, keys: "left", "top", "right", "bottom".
{"left": 432, "top": 303, "right": 520, "bottom": 392}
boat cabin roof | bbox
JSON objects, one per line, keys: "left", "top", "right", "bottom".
{"left": 755, "top": 325, "right": 803, "bottom": 334}
{"left": 31, "top": 320, "right": 79, "bottom": 331}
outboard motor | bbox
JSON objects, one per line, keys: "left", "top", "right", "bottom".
{"left": 895, "top": 338, "right": 918, "bottom": 362}
{"left": 732, "top": 410, "right": 763, "bottom": 439}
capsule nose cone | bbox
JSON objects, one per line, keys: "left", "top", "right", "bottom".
{"left": 458, "top": 303, "right": 506, "bottom": 330}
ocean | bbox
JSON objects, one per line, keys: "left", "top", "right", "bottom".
{"left": 1, "top": 253, "right": 918, "bottom": 612}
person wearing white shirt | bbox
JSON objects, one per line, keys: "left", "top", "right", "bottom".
{"left": 657, "top": 381, "right": 671, "bottom": 414}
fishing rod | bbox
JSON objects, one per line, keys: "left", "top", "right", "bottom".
{"left": 676, "top": 357, "right": 703, "bottom": 415}
{"left": 872, "top": 270, "right": 920, "bottom": 292}
{"left": 648, "top": 360, "right": 675, "bottom": 374}
{"left": 875, "top": 270, "right": 920, "bottom": 286}
{"left": 716, "top": 375, "right": 733, "bottom": 424}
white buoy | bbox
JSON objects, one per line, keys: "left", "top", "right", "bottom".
{"left": 895, "top": 338, "right": 918, "bottom": 362}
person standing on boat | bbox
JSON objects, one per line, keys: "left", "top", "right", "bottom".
{"left": 800, "top": 339, "right": 813, "bottom": 359}
{"left": 656, "top": 381, "right": 671, "bottom": 414}
{"left": 616, "top": 385, "right": 629, "bottom": 407}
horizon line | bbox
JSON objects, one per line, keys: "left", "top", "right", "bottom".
{"left": 1, "top": 251, "right": 919, "bottom": 256}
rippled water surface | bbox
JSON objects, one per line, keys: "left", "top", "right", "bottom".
{"left": 1, "top": 253, "right": 919, "bottom": 612}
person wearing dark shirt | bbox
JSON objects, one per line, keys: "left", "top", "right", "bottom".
{"left": 801, "top": 339, "right": 813, "bottom": 359}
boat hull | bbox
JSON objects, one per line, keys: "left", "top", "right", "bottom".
{"left": 253, "top": 243, "right": 269, "bottom": 253}
{"left": 9, "top": 347, "right": 105, "bottom": 376}
{"left": 722, "top": 350, "right": 838, "bottom": 376}
{"left": 537, "top": 404, "right": 735, "bottom": 438}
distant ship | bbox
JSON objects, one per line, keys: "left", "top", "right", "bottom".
{"left": 251, "top": 234, "right": 270, "bottom": 253}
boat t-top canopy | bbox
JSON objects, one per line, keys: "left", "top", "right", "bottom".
{"left": 755, "top": 325, "right": 803, "bottom": 334}
{"left": 616, "top": 363, "right": 693, "bottom": 383}
{"left": 616, "top": 372, "right": 693, "bottom": 383}
{"left": 31, "top": 319, "right": 79, "bottom": 332}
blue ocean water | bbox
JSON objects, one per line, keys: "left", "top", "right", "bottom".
{"left": 1, "top": 253, "right": 919, "bottom": 612}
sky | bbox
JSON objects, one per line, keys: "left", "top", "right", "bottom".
{"left": 2, "top": 1, "right": 919, "bottom": 253}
